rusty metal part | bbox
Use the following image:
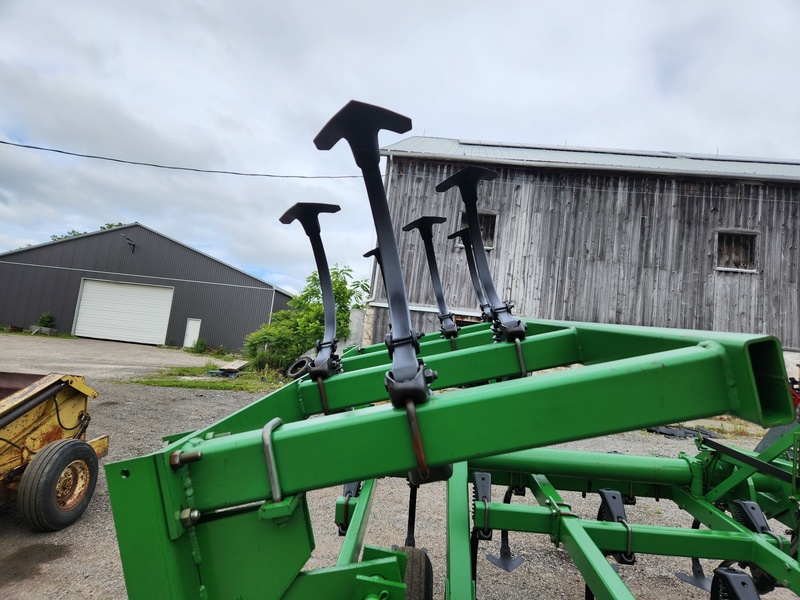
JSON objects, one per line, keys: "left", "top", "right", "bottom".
{"left": 404, "top": 398, "right": 429, "bottom": 480}
{"left": 514, "top": 338, "right": 527, "bottom": 377}
{"left": 0, "top": 373, "right": 104, "bottom": 510}
{"left": 316, "top": 378, "right": 331, "bottom": 416}
{"left": 87, "top": 435, "right": 109, "bottom": 460}
{"left": 56, "top": 458, "right": 92, "bottom": 510}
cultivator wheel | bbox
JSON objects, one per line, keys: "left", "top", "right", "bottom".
{"left": 397, "top": 546, "right": 433, "bottom": 600}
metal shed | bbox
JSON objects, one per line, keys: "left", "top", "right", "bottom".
{"left": 371, "top": 137, "right": 800, "bottom": 349}
{"left": 0, "top": 224, "right": 291, "bottom": 351}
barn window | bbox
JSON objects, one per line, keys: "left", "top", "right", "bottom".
{"left": 716, "top": 231, "right": 757, "bottom": 272}
{"left": 458, "top": 211, "right": 497, "bottom": 250}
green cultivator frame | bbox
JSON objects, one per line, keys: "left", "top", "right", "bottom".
{"left": 107, "top": 102, "right": 800, "bottom": 599}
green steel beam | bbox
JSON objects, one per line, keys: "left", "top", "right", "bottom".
{"left": 541, "top": 319, "right": 790, "bottom": 426}
{"left": 528, "top": 473, "right": 634, "bottom": 599}
{"left": 283, "top": 554, "right": 405, "bottom": 600}
{"left": 670, "top": 488, "right": 800, "bottom": 588}
{"left": 165, "top": 341, "right": 781, "bottom": 513}
{"left": 445, "top": 462, "right": 474, "bottom": 600}
{"left": 474, "top": 502, "right": 796, "bottom": 590}
{"left": 471, "top": 448, "right": 693, "bottom": 487}
{"left": 297, "top": 327, "right": 581, "bottom": 414}
{"left": 703, "top": 427, "right": 799, "bottom": 502}
{"left": 339, "top": 323, "right": 494, "bottom": 370}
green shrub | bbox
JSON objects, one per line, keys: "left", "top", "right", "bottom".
{"left": 252, "top": 350, "right": 269, "bottom": 373}
{"left": 37, "top": 311, "right": 56, "bottom": 328}
{"left": 243, "top": 265, "right": 367, "bottom": 372}
{"left": 190, "top": 337, "right": 209, "bottom": 354}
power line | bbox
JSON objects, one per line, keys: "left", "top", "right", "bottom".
{"left": 0, "top": 139, "right": 361, "bottom": 179}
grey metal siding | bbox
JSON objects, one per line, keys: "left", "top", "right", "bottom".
{"left": 0, "top": 224, "right": 287, "bottom": 351}
{"left": 370, "top": 159, "right": 800, "bottom": 349}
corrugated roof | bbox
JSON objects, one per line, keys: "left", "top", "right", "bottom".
{"left": 0, "top": 223, "right": 294, "bottom": 298}
{"left": 381, "top": 137, "right": 800, "bottom": 183}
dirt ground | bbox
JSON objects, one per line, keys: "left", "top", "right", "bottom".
{"left": 1, "top": 335, "right": 799, "bottom": 599}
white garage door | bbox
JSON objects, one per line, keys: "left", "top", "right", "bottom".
{"left": 74, "top": 279, "right": 174, "bottom": 345}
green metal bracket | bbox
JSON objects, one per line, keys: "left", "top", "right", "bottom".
{"left": 258, "top": 493, "right": 302, "bottom": 523}
{"left": 283, "top": 553, "right": 405, "bottom": 600}
{"left": 337, "top": 479, "right": 377, "bottom": 566}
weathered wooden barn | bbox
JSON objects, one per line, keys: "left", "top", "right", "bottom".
{"left": 365, "top": 137, "right": 800, "bottom": 349}
{"left": 0, "top": 223, "right": 291, "bottom": 350}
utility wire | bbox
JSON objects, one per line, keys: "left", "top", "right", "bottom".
{"left": 0, "top": 139, "right": 361, "bottom": 179}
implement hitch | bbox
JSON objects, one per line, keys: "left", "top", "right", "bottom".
{"left": 107, "top": 101, "right": 800, "bottom": 600}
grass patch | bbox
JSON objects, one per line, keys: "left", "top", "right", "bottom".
{"left": 0, "top": 329, "right": 77, "bottom": 339}
{"left": 127, "top": 366, "right": 285, "bottom": 394}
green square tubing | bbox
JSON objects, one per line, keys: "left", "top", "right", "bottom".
{"left": 445, "top": 462, "right": 474, "bottom": 600}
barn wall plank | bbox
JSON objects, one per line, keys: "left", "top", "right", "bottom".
{"left": 371, "top": 159, "right": 800, "bottom": 350}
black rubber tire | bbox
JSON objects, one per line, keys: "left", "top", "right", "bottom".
{"left": 398, "top": 546, "right": 433, "bottom": 600}
{"left": 18, "top": 439, "right": 98, "bottom": 532}
{"left": 285, "top": 356, "right": 312, "bottom": 379}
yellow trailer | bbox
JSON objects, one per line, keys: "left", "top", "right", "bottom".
{"left": 0, "top": 372, "right": 108, "bottom": 531}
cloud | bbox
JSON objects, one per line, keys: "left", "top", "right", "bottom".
{"left": 1, "top": 1, "right": 798, "bottom": 294}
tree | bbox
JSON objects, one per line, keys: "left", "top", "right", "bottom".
{"left": 100, "top": 222, "right": 125, "bottom": 230}
{"left": 50, "top": 223, "right": 124, "bottom": 241}
{"left": 244, "top": 265, "right": 369, "bottom": 372}
{"left": 51, "top": 230, "right": 87, "bottom": 241}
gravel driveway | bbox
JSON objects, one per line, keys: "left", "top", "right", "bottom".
{"left": 0, "top": 335, "right": 225, "bottom": 380}
{"left": 0, "top": 335, "right": 798, "bottom": 599}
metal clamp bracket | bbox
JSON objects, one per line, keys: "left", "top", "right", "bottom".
{"left": 262, "top": 417, "right": 284, "bottom": 503}
{"left": 337, "top": 481, "right": 362, "bottom": 536}
{"left": 473, "top": 471, "right": 493, "bottom": 541}
{"left": 598, "top": 488, "right": 636, "bottom": 565}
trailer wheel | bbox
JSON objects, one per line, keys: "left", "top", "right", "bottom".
{"left": 398, "top": 546, "right": 433, "bottom": 600}
{"left": 18, "top": 439, "right": 98, "bottom": 532}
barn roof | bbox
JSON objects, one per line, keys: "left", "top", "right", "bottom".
{"left": 381, "top": 137, "right": 800, "bottom": 183}
{"left": 0, "top": 223, "right": 293, "bottom": 298}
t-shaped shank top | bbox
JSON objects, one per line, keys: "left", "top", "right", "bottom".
{"left": 435, "top": 166, "right": 498, "bottom": 203}
{"left": 279, "top": 203, "right": 341, "bottom": 236}
{"left": 363, "top": 246, "right": 383, "bottom": 264}
{"left": 402, "top": 216, "right": 447, "bottom": 240}
{"left": 313, "top": 100, "right": 412, "bottom": 169}
{"left": 447, "top": 227, "right": 470, "bottom": 244}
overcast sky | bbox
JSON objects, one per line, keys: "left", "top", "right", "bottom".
{"left": 1, "top": 1, "right": 798, "bottom": 294}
